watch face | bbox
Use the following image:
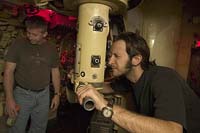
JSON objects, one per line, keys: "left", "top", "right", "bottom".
{"left": 102, "top": 107, "right": 113, "bottom": 118}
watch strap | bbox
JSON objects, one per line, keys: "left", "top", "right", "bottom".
{"left": 101, "top": 98, "right": 114, "bottom": 118}
{"left": 107, "top": 98, "right": 114, "bottom": 108}
{"left": 54, "top": 92, "right": 61, "bottom": 96}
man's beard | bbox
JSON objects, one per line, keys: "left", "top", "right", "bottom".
{"left": 124, "top": 60, "right": 141, "bottom": 75}
{"left": 111, "top": 60, "right": 140, "bottom": 77}
{"left": 124, "top": 60, "right": 132, "bottom": 75}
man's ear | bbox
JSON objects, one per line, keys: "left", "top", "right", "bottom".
{"left": 131, "top": 54, "right": 142, "bottom": 66}
{"left": 43, "top": 32, "right": 48, "bottom": 38}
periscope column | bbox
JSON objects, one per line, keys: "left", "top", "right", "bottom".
{"left": 75, "top": 3, "right": 110, "bottom": 111}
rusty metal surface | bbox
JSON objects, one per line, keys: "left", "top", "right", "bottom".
{"left": 2, "top": 0, "right": 129, "bottom": 16}
{"left": 63, "top": 0, "right": 128, "bottom": 15}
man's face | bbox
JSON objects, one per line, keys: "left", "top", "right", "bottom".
{"left": 108, "top": 40, "right": 131, "bottom": 77}
{"left": 26, "top": 28, "right": 47, "bottom": 44}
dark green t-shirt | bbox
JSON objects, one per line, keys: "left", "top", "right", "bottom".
{"left": 4, "top": 37, "right": 59, "bottom": 90}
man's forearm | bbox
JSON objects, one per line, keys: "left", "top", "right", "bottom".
{"left": 4, "top": 70, "right": 15, "bottom": 100}
{"left": 112, "top": 105, "right": 183, "bottom": 133}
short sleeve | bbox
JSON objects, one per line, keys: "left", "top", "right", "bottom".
{"left": 4, "top": 40, "right": 19, "bottom": 63}
{"left": 152, "top": 71, "right": 187, "bottom": 129}
{"left": 50, "top": 45, "right": 60, "bottom": 68}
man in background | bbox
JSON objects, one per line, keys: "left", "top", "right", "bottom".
{"left": 4, "top": 16, "right": 61, "bottom": 133}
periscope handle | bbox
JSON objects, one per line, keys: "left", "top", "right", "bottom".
{"left": 83, "top": 97, "right": 95, "bottom": 111}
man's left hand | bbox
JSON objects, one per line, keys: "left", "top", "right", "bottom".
{"left": 50, "top": 95, "right": 60, "bottom": 111}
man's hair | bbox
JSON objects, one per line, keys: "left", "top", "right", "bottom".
{"left": 114, "top": 32, "right": 155, "bottom": 70}
{"left": 25, "top": 15, "right": 48, "bottom": 32}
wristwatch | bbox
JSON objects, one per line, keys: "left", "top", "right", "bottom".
{"left": 101, "top": 100, "right": 114, "bottom": 118}
{"left": 54, "top": 92, "right": 61, "bottom": 96}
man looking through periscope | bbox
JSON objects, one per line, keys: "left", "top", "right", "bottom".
{"left": 4, "top": 16, "right": 61, "bottom": 133}
{"left": 76, "top": 32, "right": 200, "bottom": 133}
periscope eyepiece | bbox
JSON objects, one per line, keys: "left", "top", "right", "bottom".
{"left": 83, "top": 97, "right": 95, "bottom": 111}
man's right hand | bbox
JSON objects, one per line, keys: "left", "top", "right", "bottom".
{"left": 76, "top": 84, "right": 108, "bottom": 111}
{"left": 5, "top": 98, "right": 18, "bottom": 118}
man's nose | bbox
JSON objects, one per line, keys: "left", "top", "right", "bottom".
{"left": 27, "top": 33, "right": 31, "bottom": 38}
{"left": 28, "top": 34, "right": 33, "bottom": 40}
{"left": 108, "top": 56, "right": 114, "bottom": 65}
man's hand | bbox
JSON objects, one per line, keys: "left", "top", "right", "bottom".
{"left": 76, "top": 84, "right": 108, "bottom": 111}
{"left": 50, "top": 95, "right": 60, "bottom": 111}
{"left": 5, "top": 98, "right": 18, "bottom": 118}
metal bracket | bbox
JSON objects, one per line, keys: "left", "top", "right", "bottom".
{"left": 89, "top": 16, "right": 108, "bottom": 32}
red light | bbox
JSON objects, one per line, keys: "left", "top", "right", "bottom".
{"left": 196, "top": 41, "right": 200, "bottom": 47}
{"left": 68, "top": 16, "right": 77, "bottom": 21}
{"left": 26, "top": 8, "right": 77, "bottom": 29}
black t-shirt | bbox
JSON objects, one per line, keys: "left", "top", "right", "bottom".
{"left": 111, "top": 65, "right": 200, "bottom": 133}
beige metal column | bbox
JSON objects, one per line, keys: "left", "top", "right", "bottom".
{"left": 72, "top": 0, "right": 127, "bottom": 111}
{"left": 75, "top": 3, "right": 110, "bottom": 91}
